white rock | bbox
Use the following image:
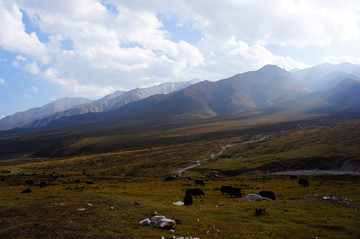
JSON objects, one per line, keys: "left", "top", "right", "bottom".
{"left": 151, "top": 215, "right": 166, "bottom": 226}
{"left": 139, "top": 218, "right": 151, "bottom": 226}
{"left": 158, "top": 218, "right": 176, "bottom": 229}
{"left": 241, "top": 193, "right": 272, "bottom": 202}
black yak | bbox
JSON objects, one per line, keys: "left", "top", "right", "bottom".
{"left": 229, "top": 187, "right": 242, "bottom": 198}
{"left": 298, "top": 179, "right": 309, "bottom": 187}
{"left": 185, "top": 188, "right": 205, "bottom": 197}
{"left": 194, "top": 180, "right": 205, "bottom": 186}
{"left": 259, "top": 191, "right": 276, "bottom": 200}
{"left": 21, "top": 188, "right": 32, "bottom": 193}
{"left": 220, "top": 186, "right": 233, "bottom": 195}
{"left": 164, "top": 176, "right": 175, "bottom": 181}
{"left": 184, "top": 194, "right": 193, "bottom": 205}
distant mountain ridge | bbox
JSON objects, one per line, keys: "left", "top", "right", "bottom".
{"left": 1, "top": 63, "right": 360, "bottom": 132}
{"left": 0, "top": 97, "right": 92, "bottom": 130}
{"left": 22, "top": 65, "right": 315, "bottom": 130}
{"left": 0, "top": 79, "right": 202, "bottom": 130}
{"left": 293, "top": 62, "right": 360, "bottom": 90}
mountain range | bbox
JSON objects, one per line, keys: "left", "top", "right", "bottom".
{"left": 0, "top": 62, "right": 360, "bottom": 159}
{"left": 0, "top": 79, "right": 202, "bottom": 130}
{"left": 1, "top": 63, "right": 360, "bottom": 133}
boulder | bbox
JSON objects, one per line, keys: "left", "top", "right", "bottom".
{"left": 158, "top": 218, "right": 176, "bottom": 229}
{"left": 151, "top": 215, "right": 166, "bottom": 226}
{"left": 139, "top": 218, "right": 151, "bottom": 226}
{"left": 241, "top": 193, "right": 272, "bottom": 202}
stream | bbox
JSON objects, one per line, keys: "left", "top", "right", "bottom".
{"left": 176, "top": 133, "right": 276, "bottom": 176}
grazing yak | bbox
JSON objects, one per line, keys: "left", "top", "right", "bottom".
{"left": 194, "top": 180, "right": 205, "bottom": 186}
{"left": 259, "top": 191, "right": 276, "bottom": 200}
{"left": 21, "top": 188, "right": 32, "bottom": 193}
{"left": 26, "top": 180, "right": 34, "bottom": 185}
{"left": 184, "top": 194, "right": 193, "bottom": 205}
{"left": 185, "top": 188, "right": 205, "bottom": 197}
{"left": 229, "top": 187, "right": 242, "bottom": 198}
{"left": 220, "top": 186, "right": 233, "bottom": 195}
{"left": 298, "top": 179, "right": 309, "bottom": 187}
{"left": 39, "top": 182, "right": 47, "bottom": 188}
{"left": 164, "top": 176, "right": 176, "bottom": 182}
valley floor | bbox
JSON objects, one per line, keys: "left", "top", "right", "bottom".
{"left": 0, "top": 173, "right": 359, "bottom": 239}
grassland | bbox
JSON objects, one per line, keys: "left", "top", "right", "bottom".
{"left": 0, "top": 109, "right": 360, "bottom": 238}
{"left": 0, "top": 172, "right": 359, "bottom": 239}
{"left": 193, "top": 114, "right": 360, "bottom": 176}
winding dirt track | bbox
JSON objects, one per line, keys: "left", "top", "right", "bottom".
{"left": 176, "top": 133, "right": 275, "bottom": 175}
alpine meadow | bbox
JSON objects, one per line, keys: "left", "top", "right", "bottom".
{"left": 1, "top": 1, "right": 360, "bottom": 239}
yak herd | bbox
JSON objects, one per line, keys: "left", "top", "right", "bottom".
{"left": 0, "top": 173, "right": 309, "bottom": 201}
{"left": 164, "top": 176, "right": 310, "bottom": 206}
{"left": 0, "top": 171, "right": 96, "bottom": 194}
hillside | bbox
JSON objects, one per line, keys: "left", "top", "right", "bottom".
{"left": 293, "top": 62, "right": 360, "bottom": 90}
{"left": 5, "top": 65, "right": 312, "bottom": 131}
{"left": 0, "top": 97, "right": 92, "bottom": 130}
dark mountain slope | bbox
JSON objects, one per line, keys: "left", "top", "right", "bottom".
{"left": 293, "top": 62, "right": 360, "bottom": 90}
{"left": 0, "top": 97, "right": 92, "bottom": 130}
{"left": 4, "top": 65, "right": 312, "bottom": 131}
{"left": 325, "top": 78, "right": 360, "bottom": 105}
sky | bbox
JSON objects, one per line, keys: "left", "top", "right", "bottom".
{"left": 1, "top": 0, "right": 360, "bottom": 118}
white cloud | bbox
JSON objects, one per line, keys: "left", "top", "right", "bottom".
{"left": 15, "top": 55, "right": 26, "bottom": 61}
{"left": 0, "top": 2, "right": 47, "bottom": 59}
{"left": 119, "top": 0, "right": 360, "bottom": 47}
{"left": 325, "top": 56, "right": 360, "bottom": 65}
{"left": 1, "top": 0, "right": 358, "bottom": 98}
{"left": 31, "top": 86, "right": 38, "bottom": 93}
{"left": 0, "top": 78, "right": 5, "bottom": 85}
{"left": 0, "top": 115, "right": 5, "bottom": 120}
{"left": 24, "top": 62, "right": 40, "bottom": 74}
{"left": 196, "top": 36, "right": 308, "bottom": 80}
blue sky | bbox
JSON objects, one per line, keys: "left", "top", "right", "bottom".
{"left": 1, "top": 0, "right": 360, "bottom": 118}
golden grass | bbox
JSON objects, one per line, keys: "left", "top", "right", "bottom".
{"left": 0, "top": 173, "right": 359, "bottom": 238}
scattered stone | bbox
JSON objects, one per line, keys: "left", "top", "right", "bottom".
{"left": 139, "top": 218, "right": 151, "bottom": 226}
{"left": 151, "top": 215, "right": 166, "bottom": 226}
{"left": 77, "top": 208, "right": 86, "bottom": 211}
{"left": 158, "top": 218, "right": 176, "bottom": 229}
{"left": 173, "top": 201, "right": 184, "bottom": 206}
{"left": 241, "top": 193, "right": 272, "bottom": 202}
{"left": 87, "top": 203, "right": 93, "bottom": 207}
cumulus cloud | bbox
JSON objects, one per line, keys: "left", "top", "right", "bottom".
{"left": 0, "top": 0, "right": 358, "bottom": 97}
{"left": 196, "top": 36, "right": 308, "bottom": 80}
{"left": 325, "top": 56, "right": 360, "bottom": 65}
{"left": 31, "top": 86, "right": 38, "bottom": 93}
{"left": 24, "top": 62, "right": 40, "bottom": 74}
{"left": 0, "top": 1, "right": 47, "bottom": 59}
{"left": 119, "top": 0, "right": 360, "bottom": 47}
{"left": 0, "top": 78, "right": 5, "bottom": 85}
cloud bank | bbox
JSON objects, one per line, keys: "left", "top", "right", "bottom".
{"left": 0, "top": 0, "right": 359, "bottom": 96}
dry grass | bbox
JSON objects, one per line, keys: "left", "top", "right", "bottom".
{"left": 0, "top": 173, "right": 359, "bottom": 238}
